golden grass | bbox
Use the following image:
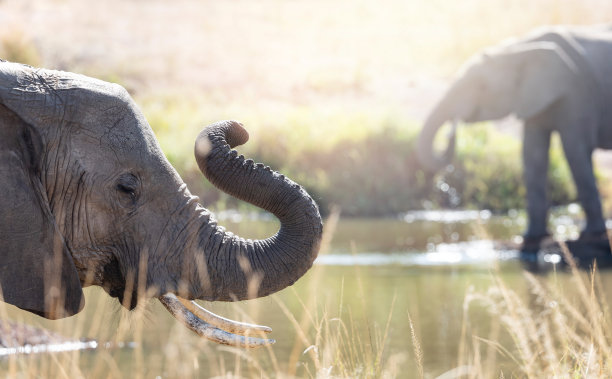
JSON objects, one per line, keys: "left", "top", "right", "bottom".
{"left": 1, "top": 211, "right": 612, "bottom": 378}
{"left": 0, "top": 208, "right": 403, "bottom": 378}
{"left": 451, "top": 244, "right": 612, "bottom": 378}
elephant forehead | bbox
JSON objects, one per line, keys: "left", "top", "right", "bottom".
{"left": 1, "top": 62, "right": 131, "bottom": 129}
{"left": 72, "top": 127, "right": 166, "bottom": 173}
{"left": 95, "top": 106, "right": 158, "bottom": 154}
{"left": 2, "top": 63, "right": 177, "bottom": 181}
{"left": 52, "top": 83, "right": 164, "bottom": 162}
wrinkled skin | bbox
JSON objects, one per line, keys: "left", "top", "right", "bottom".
{"left": 0, "top": 60, "right": 322, "bottom": 326}
{"left": 417, "top": 24, "right": 612, "bottom": 245}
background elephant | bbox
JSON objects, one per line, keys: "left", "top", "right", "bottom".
{"left": 417, "top": 24, "right": 612, "bottom": 250}
{"left": 0, "top": 61, "right": 322, "bottom": 346}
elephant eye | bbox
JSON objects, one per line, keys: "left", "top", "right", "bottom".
{"left": 117, "top": 183, "right": 135, "bottom": 196}
{"left": 116, "top": 173, "right": 139, "bottom": 205}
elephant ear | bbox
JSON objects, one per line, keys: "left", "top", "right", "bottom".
{"left": 0, "top": 103, "right": 84, "bottom": 319}
{"left": 511, "top": 42, "right": 579, "bottom": 120}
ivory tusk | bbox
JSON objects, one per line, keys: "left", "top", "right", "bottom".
{"left": 158, "top": 294, "right": 275, "bottom": 348}
{"left": 176, "top": 296, "right": 272, "bottom": 335}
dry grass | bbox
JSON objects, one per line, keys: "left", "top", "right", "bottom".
{"left": 451, "top": 245, "right": 612, "bottom": 378}
{"left": 1, "top": 211, "right": 612, "bottom": 377}
{"left": 0, "top": 208, "right": 406, "bottom": 378}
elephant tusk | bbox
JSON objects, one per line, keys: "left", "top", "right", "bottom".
{"left": 176, "top": 296, "right": 272, "bottom": 335}
{"left": 158, "top": 293, "right": 275, "bottom": 348}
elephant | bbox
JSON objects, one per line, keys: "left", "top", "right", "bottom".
{"left": 0, "top": 60, "right": 322, "bottom": 347}
{"left": 416, "top": 24, "right": 612, "bottom": 252}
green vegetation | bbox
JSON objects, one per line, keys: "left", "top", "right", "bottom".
{"left": 0, "top": 29, "right": 40, "bottom": 67}
{"left": 141, "top": 96, "right": 578, "bottom": 216}
{"left": 446, "top": 124, "right": 576, "bottom": 212}
{"left": 2, "top": 0, "right": 607, "bottom": 217}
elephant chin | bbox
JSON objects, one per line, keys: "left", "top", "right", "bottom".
{"left": 158, "top": 294, "right": 274, "bottom": 348}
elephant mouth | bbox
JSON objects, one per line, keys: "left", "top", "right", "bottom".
{"left": 100, "top": 256, "right": 140, "bottom": 310}
{"left": 158, "top": 293, "right": 275, "bottom": 348}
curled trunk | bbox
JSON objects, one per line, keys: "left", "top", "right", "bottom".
{"left": 193, "top": 121, "right": 323, "bottom": 301}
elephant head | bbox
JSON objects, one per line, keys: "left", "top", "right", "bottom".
{"left": 416, "top": 41, "right": 579, "bottom": 172}
{"left": 0, "top": 61, "right": 322, "bottom": 347}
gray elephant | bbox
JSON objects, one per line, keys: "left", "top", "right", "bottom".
{"left": 0, "top": 60, "right": 322, "bottom": 347}
{"left": 417, "top": 24, "right": 612, "bottom": 251}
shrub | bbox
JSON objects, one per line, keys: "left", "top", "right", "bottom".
{"left": 235, "top": 122, "right": 577, "bottom": 216}
{"left": 0, "top": 30, "right": 41, "bottom": 66}
{"left": 142, "top": 98, "right": 580, "bottom": 216}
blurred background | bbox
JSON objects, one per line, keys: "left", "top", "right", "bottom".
{"left": 2, "top": 0, "right": 612, "bottom": 377}
{"left": 4, "top": 0, "right": 612, "bottom": 218}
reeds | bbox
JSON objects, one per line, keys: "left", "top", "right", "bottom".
{"left": 0, "top": 208, "right": 400, "bottom": 378}
{"left": 2, "top": 226, "right": 612, "bottom": 377}
{"left": 451, "top": 243, "right": 612, "bottom": 378}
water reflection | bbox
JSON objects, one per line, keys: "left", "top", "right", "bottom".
{"left": 218, "top": 205, "right": 585, "bottom": 255}
{"left": 0, "top": 341, "right": 136, "bottom": 357}
{"left": 316, "top": 240, "right": 519, "bottom": 266}
{"left": 400, "top": 209, "right": 492, "bottom": 223}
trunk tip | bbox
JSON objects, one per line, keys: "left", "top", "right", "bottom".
{"left": 221, "top": 120, "right": 249, "bottom": 149}
{"left": 216, "top": 120, "right": 249, "bottom": 148}
{"left": 195, "top": 120, "right": 250, "bottom": 156}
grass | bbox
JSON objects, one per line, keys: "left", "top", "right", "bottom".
{"left": 5, "top": 0, "right": 612, "bottom": 87}
{"left": 0, "top": 209, "right": 404, "bottom": 378}
{"left": 2, "top": 211, "right": 612, "bottom": 377}
{"left": 0, "top": 28, "right": 40, "bottom": 67}
{"left": 453, "top": 247, "right": 612, "bottom": 378}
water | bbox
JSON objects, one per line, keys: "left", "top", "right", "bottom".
{"left": 0, "top": 341, "right": 99, "bottom": 357}
{"left": 0, "top": 207, "right": 607, "bottom": 377}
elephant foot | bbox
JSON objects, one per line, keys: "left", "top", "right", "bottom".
{"left": 578, "top": 230, "right": 609, "bottom": 243}
{"left": 518, "top": 231, "right": 612, "bottom": 271}
{"left": 565, "top": 231, "right": 612, "bottom": 268}
{"left": 519, "top": 234, "right": 555, "bottom": 273}
{"left": 520, "top": 234, "right": 552, "bottom": 253}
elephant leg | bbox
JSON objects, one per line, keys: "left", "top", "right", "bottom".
{"left": 522, "top": 125, "right": 552, "bottom": 239}
{"left": 559, "top": 130, "right": 606, "bottom": 238}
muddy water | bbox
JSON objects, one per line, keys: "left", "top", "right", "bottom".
{"left": 1, "top": 206, "right": 609, "bottom": 377}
